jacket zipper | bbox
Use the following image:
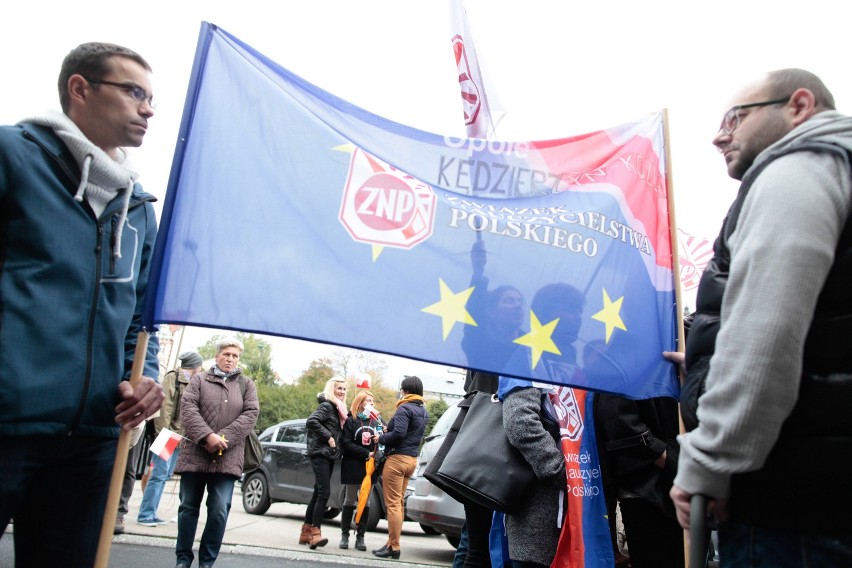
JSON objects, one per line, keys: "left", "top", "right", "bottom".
{"left": 67, "top": 222, "right": 105, "bottom": 435}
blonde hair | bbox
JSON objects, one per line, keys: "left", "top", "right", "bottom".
{"left": 350, "top": 390, "right": 375, "bottom": 417}
{"left": 322, "top": 376, "right": 347, "bottom": 404}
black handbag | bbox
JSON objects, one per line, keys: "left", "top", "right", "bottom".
{"left": 424, "top": 391, "right": 536, "bottom": 513}
{"left": 238, "top": 376, "right": 263, "bottom": 473}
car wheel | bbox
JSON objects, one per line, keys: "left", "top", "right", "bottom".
{"left": 446, "top": 534, "right": 461, "bottom": 549}
{"left": 323, "top": 507, "right": 341, "bottom": 520}
{"left": 364, "top": 490, "right": 382, "bottom": 531}
{"left": 420, "top": 523, "right": 440, "bottom": 535}
{"left": 241, "top": 472, "right": 271, "bottom": 515}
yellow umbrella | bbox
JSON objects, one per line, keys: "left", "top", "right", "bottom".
{"left": 355, "top": 453, "right": 376, "bottom": 523}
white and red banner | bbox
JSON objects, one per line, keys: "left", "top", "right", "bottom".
{"left": 448, "top": 0, "right": 502, "bottom": 139}
{"left": 677, "top": 228, "right": 713, "bottom": 291}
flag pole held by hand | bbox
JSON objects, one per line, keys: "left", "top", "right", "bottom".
{"left": 689, "top": 494, "right": 710, "bottom": 568}
{"left": 94, "top": 331, "right": 149, "bottom": 568}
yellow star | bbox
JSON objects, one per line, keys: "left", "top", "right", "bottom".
{"left": 513, "top": 311, "right": 561, "bottom": 369}
{"left": 371, "top": 244, "right": 384, "bottom": 261}
{"left": 421, "top": 279, "right": 477, "bottom": 340}
{"left": 591, "top": 289, "right": 627, "bottom": 343}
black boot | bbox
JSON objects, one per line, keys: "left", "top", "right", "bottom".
{"left": 355, "top": 507, "right": 368, "bottom": 550}
{"left": 339, "top": 505, "right": 354, "bottom": 549}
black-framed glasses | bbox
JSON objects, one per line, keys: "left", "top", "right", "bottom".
{"left": 719, "top": 96, "right": 790, "bottom": 135}
{"left": 85, "top": 77, "right": 156, "bottom": 108}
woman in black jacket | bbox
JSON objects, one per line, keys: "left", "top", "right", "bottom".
{"left": 301, "top": 376, "right": 348, "bottom": 549}
{"left": 339, "top": 389, "right": 382, "bottom": 551}
{"left": 373, "top": 375, "right": 428, "bottom": 559}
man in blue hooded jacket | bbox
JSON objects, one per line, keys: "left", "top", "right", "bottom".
{"left": 0, "top": 42, "right": 164, "bottom": 566}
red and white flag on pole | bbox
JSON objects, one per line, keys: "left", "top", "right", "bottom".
{"left": 149, "top": 427, "right": 183, "bottom": 461}
{"left": 449, "top": 0, "right": 503, "bottom": 139}
{"left": 677, "top": 228, "right": 714, "bottom": 291}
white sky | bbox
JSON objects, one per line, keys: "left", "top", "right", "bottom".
{"left": 3, "top": 0, "right": 849, "bottom": 381}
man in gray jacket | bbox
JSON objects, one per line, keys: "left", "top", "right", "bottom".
{"left": 668, "top": 69, "right": 852, "bottom": 565}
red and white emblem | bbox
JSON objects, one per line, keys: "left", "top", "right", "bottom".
{"left": 339, "top": 148, "right": 436, "bottom": 249}
{"left": 549, "top": 387, "right": 584, "bottom": 442}
{"left": 452, "top": 34, "right": 481, "bottom": 127}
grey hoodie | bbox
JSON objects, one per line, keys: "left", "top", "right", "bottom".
{"left": 675, "top": 111, "right": 852, "bottom": 499}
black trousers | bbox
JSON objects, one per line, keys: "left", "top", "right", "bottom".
{"left": 620, "top": 497, "right": 684, "bottom": 568}
{"left": 462, "top": 501, "right": 493, "bottom": 567}
{"left": 305, "top": 456, "right": 335, "bottom": 527}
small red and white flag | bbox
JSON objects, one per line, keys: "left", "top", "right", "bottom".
{"left": 364, "top": 403, "right": 381, "bottom": 421}
{"left": 149, "top": 427, "right": 183, "bottom": 461}
{"left": 355, "top": 372, "right": 372, "bottom": 389}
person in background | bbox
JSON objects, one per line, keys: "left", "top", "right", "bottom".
{"left": 302, "top": 376, "right": 348, "bottom": 549}
{"left": 339, "top": 389, "right": 382, "bottom": 551}
{"left": 594, "top": 392, "right": 683, "bottom": 568}
{"left": 174, "top": 339, "right": 258, "bottom": 568}
{"left": 373, "top": 375, "right": 428, "bottom": 560}
{"left": 0, "top": 41, "right": 163, "bottom": 566}
{"left": 137, "top": 351, "right": 204, "bottom": 526}
{"left": 668, "top": 69, "right": 852, "bottom": 566}
{"left": 114, "top": 421, "right": 147, "bottom": 534}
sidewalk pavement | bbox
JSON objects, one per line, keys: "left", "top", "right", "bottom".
{"left": 117, "top": 477, "right": 456, "bottom": 566}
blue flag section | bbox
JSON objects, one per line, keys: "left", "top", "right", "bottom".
{"left": 143, "top": 23, "right": 679, "bottom": 399}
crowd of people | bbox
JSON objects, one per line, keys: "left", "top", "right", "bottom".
{"left": 1, "top": 33, "right": 850, "bottom": 568}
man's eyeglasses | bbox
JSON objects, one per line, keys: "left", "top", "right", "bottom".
{"left": 719, "top": 96, "right": 790, "bottom": 135}
{"left": 85, "top": 77, "right": 156, "bottom": 109}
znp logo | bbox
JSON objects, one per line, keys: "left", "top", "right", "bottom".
{"left": 339, "top": 148, "right": 436, "bottom": 249}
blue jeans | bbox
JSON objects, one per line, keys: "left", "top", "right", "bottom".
{"left": 137, "top": 447, "right": 179, "bottom": 521}
{"left": 721, "top": 521, "right": 852, "bottom": 567}
{"left": 0, "top": 435, "right": 116, "bottom": 567}
{"left": 176, "top": 472, "right": 236, "bottom": 565}
{"left": 452, "top": 521, "right": 470, "bottom": 568}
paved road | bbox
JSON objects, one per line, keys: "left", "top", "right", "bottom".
{"left": 1, "top": 477, "right": 456, "bottom": 567}
{"left": 0, "top": 535, "right": 449, "bottom": 567}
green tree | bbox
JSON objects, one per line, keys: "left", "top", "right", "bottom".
{"left": 297, "top": 358, "right": 334, "bottom": 388}
{"left": 424, "top": 397, "right": 449, "bottom": 438}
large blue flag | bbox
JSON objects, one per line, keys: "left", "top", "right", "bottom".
{"left": 143, "top": 23, "right": 678, "bottom": 399}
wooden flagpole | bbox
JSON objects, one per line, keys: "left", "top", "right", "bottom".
{"left": 661, "top": 109, "right": 692, "bottom": 568}
{"left": 94, "top": 330, "right": 150, "bottom": 568}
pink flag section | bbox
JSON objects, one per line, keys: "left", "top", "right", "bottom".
{"left": 448, "top": 0, "right": 502, "bottom": 139}
{"left": 677, "top": 228, "right": 713, "bottom": 291}
{"left": 149, "top": 427, "right": 182, "bottom": 461}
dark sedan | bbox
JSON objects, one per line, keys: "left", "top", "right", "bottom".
{"left": 241, "top": 418, "right": 385, "bottom": 530}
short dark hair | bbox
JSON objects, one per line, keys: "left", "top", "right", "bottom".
{"left": 400, "top": 375, "right": 423, "bottom": 396}
{"left": 58, "top": 42, "right": 151, "bottom": 112}
{"left": 767, "top": 68, "right": 835, "bottom": 111}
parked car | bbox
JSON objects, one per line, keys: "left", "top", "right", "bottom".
{"left": 241, "top": 418, "right": 385, "bottom": 530}
{"left": 405, "top": 399, "right": 465, "bottom": 548}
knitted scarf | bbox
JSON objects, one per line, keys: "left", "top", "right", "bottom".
{"left": 395, "top": 394, "right": 425, "bottom": 408}
{"left": 327, "top": 395, "right": 348, "bottom": 428}
{"left": 20, "top": 111, "right": 137, "bottom": 258}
